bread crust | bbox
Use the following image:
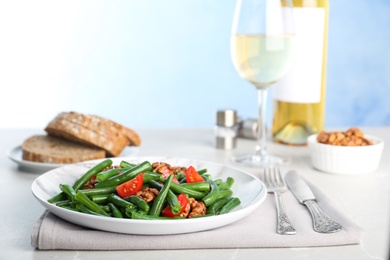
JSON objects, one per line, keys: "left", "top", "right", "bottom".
{"left": 61, "top": 112, "right": 141, "bottom": 146}
{"left": 45, "top": 112, "right": 130, "bottom": 156}
{"left": 104, "top": 118, "right": 141, "bottom": 146}
{"left": 22, "top": 135, "right": 106, "bottom": 164}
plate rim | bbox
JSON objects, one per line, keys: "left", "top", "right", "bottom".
{"left": 7, "top": 145, "right": 140, "bottom": 172}
{"left": 31, "top": 156, "right": 267, "bottom": 235}
{"left": 7, "top": 145, "right": 68, "bottom": 169}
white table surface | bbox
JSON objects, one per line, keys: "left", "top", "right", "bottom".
{"left": 1, "top": 128, "right": 389, "bottom": 260}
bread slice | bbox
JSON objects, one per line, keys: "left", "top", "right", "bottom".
{"left": 68, "top": 113, "right": 141, "bottom": 146}
{"left": 101, "top": 117, "right": 141, "bottom": 146}
{"left": 22, "top": 135, "right": 106, "bottom": 164}
{"left": 44, "top": 112, "right": 139, "bottom": 156}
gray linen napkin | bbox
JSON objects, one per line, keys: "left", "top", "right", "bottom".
{"left": 31, "top": 178, "right": 364, "bottom": 250}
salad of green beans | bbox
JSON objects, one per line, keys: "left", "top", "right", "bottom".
{"left": 48, "top": 159, "right": 241, "bottom": 220}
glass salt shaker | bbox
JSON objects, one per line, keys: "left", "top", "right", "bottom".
{"left": 214, "top": 109, "right": 238, "bottom": 149}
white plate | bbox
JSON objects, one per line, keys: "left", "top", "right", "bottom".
{"left": 31, "top": 156, "right": 267, "bottom": 235}
{"left": 7, "top": 146, "right": 139, "bottom": 172}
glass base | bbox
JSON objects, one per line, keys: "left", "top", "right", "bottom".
{"left": 231, "top": 153, "right": 291, "bottom": 168}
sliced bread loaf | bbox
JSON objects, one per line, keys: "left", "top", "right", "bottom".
{"left": 63, "top": 112, "right": 141, "bottom": 146}
{"left": 22, "top": 135, "right": 106, "bottom": 164}
{"left": 44, "top": 112, "right": 139, "bottom": 156}
{"left": 100, "top": 116, "right": 141, "bottom": 146}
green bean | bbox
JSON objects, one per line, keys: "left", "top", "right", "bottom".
{"left": 74, "top": 191, "right": 110, "bottom": 216}
{"left": 202, "top": 176, "right": 220, "bottom": 206}
{"left": 48, "top": 192, "right": 67, "bottom": 203}
{"left": 148, "top": 180, "right": 185, "bottom": 214}
{"left": 219, "top": 197, "right": 241, "bottom": 215}
{"left": 79, "top": 204, "right": 107, "bottom": 216}
{"left": 55, "top": 200, "right": 71, "bottom": 208}
{"left": 218, "top": 177, "right": 234, "bottom": 190}
{"left": 197, "top": 169, "right": 207, "bottom": 175}
{"left": 120, "top": 160, "right": 136, "bottom": 168}
{"left": 226, "top": 177, "right": 234, "bottom": 187}
{"left": 175, "top": 172, "right": 186, "bottom": 181}
{"left": 52, "top": 162, "right": 241, "bottom": 221}
{"left": 96, "top": 168, "right": 127, "bottom": 182}
{"left": 131, "top": 211, "right": 181, "bottom": 220}
{"left": 108, "top": 203, "right": 123, "bottom": 218}
{"left": 101, "top": 205, "right": 110, "bottom": 213}
{"left": 147, "top": 180, "right": 163, "bottom": 190}
{"left": 48, "top": 160, "right": 112, "bottom": 203}
{"left": 95, "top": 161, "right": 152, "bottom": 188}
{"left": 91, "top": 194, "right": 110, "bottom": 204}
{"left": 135, "top": 210, "right": 148, "bottom": 215}
{"left": 149, "top": 174, "right": 174, "bottom": 217}
{"left": 169, "top": 182, "right": 206, "bottom": 199}
{"left": 213, "top": 179, "right": 223, "bottom": 186}
{"left": 124, "top": 196, "right": 150, "bottom": 212}
{"left": 59, "top": 184, "right": 76, "bottom": 201}
{"left": 149, "top": 180, "right": 181, "bottom": 214}
{"left": 73, "top": 159, "right": 113, "bottom": 191}
{"left": 69, "top": 201, "right": 78, "bottom": 209}
{"left": 206, "top": 198, "right": 230, "bottom": 215}
{"left": 180, "top": 182, "right": 211, "bottom": 192}
{"left": 166, "top": 190, "right": 181, "bottom": 215}
{"left": 124, "top": 207, "right": 139, "bottom": 218}
{"left": 79, "top": 186, "right": 117, "bottom": 196}
{"left": 217, "top": 189, "right": 233, "bottom": 200}
{"left": 108, "top": 194, "right": 136, "bottom": 211}
{"left": 142, "top": 172, "right": 164, "bottom": 183}
{"left": 201, "top": 174, "right": 212, "bottom": 180}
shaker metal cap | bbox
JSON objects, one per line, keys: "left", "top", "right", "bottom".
{"left": 216, "top": 109, "right": 238, "bottom": 127}
{"left": 238, "top": 118, "right": 258, "bottom": 139}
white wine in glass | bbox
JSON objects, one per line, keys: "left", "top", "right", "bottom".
{"left": 230, "top": 0, "right": 295, "bottom": 167}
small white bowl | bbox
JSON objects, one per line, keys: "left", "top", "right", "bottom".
{"left": 307, "top": 134, "right": 384, "bottom": 175}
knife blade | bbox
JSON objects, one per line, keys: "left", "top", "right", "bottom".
{"left": 285, "top": 171, "right": 342, "bottom": 233}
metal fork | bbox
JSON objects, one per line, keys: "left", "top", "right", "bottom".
{"left": 262, "top": 167, "right": 296, "bottom": 235}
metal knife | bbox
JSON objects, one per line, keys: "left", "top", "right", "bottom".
{"left": 285, "top": 171, "right": 342, "bottom": 233}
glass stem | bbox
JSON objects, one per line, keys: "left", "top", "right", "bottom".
{"left": 255, "top": 88, "right": 268, "bottom": 158}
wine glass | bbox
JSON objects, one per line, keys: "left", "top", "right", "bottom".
{"left": 230, "top": 0, "right": 294, "bottom": 167}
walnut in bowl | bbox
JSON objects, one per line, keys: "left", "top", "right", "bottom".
{"left": 308, "top": 128, "right": 384, "bottom": 175}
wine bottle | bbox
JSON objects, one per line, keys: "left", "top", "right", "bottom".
{"left": 272, "top": 0, "right": 329, "bottom": 145}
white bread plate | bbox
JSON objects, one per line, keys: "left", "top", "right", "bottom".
{"left": 7, "top": 146, "right": 139, "bottom": 172}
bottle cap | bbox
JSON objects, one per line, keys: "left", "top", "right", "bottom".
{"left": 216, "top": 109, "right": 238, "bottom": 127}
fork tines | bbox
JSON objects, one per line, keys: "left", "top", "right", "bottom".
{"left": 262, "top": 167, "right": 286, "bottom": 191}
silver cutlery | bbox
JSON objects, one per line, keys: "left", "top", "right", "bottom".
{"left": 262, "top": 168, "right": 296, "bottom": 235}
{"left": 285, "top": 171, "right": 342, "bottom": 233}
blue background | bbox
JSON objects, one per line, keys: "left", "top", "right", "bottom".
{"left": 1, "top": 0, "right": 389, "bottom": 129}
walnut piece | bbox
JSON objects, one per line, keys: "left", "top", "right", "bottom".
{"left": 317, "top": 128, "right": 372, "bottom": 146}
{"left": 136, "top": 187, "right": 159, "bottom": 203}
{"left": 180, "top": 198, "right": 206, "bottom": 218}
{"left": 152, "top": 162, "right": 187, "bottom": 175}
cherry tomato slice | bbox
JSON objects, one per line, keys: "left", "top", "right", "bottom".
{"left": 116, "top": 174, "right": 144, "bottom": 198}
{"left": 161, "top": 194, "right": 188, "bottom": 217}
{"left": 185, "top": 166, "right": 205, "bottom": 183}
{"left": 161, "top": 169, "right": 180, "bottom": 184}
